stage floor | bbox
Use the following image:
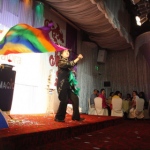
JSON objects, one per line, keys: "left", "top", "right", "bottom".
{"left": 0, "top": 114, "right": 123, "bottom": 150}
{"left": 0, "top": 114, "right": 122, "bottom": 137}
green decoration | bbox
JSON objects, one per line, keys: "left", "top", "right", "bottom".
{"left": 69, "top": 71, "right": 80, "bottom": 96}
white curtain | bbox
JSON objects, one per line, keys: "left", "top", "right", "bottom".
{"left": 90, "top": 0, "right": 133, "bottom": 46}
{"left": 99, "top": 49, "right": 150, "bottom": 100}
{"left": 0, "top": 0, "right": 42, "bottom": 28}
{"left": 77, "top": 41, "right": 100, "bottom": 113}
{"left": 77, "top": 42, "right": 150, "bottom": 113}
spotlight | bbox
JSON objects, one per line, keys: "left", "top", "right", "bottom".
{"left": 135, "top": 15, "right": 148, "bottom": 26}
{"left": 134, "top": 0, "right": 150, "bottom": 26}
{"left": 135, "top": 16, "right": 141, "bottom": 22}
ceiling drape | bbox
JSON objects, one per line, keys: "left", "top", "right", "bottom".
{"left": 46, "top": 0, "right": 133, "bottom": 50}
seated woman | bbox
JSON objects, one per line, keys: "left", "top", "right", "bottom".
{"left": 99, "top": 89, "right": 111, "bottom": 116}
{"left": 125, "top": 93, "right": 132, "bottom": 101}
{"left": 139, "top": 92, "right": 148, "bottom": 109}
{"left": 122, "top": 93, "right": 132, "bottom": 119}
{"left": 128, "top": 91, "right": 139, "bottom": 118}
{"left": 106, "top": 92, "right": 114, "bottom": 109}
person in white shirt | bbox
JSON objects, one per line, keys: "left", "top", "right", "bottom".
{"left": 128, "top": 91, "right": 139, "bottom": 118}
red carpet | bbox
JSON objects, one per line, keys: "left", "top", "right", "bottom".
{"left": 1, "top": 114, "right": 149, "bottom": 149}
{"left": 0, "top": 114, "right": 123, "bottom": 150}
{"left": 34, "top": 119, "right": 150, "bottom": 150}
{"left": 0, "top": 114, "right": 122, "bottom": 137}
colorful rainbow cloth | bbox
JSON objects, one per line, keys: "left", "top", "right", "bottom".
{"left": 0, "top": 23, "right": 66, "bottom": 55}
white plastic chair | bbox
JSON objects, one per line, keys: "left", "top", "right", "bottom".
{"left": 129, "top": 98, "right": 145, "bottom": 119}
{"left": 111, "top": 97, "right": 123, "bottom": 117}
{"left": 94, "top": 97, "right": 108, "bottom": 116}
{"left": 134, "top": 98, "right": 144, "bottom": 119}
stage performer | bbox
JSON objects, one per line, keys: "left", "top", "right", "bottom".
{"left": 54, "top": 49, "right": 84, "bottom": 122}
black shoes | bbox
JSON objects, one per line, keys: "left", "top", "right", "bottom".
{"left": 54, "top": 118, "right": 85, "bottom": 122}
{"left": 72, "top": 118, "right": 85, "bottom": 121}
{"left": 54, "top": 118, "right": 65, "bottom": 122}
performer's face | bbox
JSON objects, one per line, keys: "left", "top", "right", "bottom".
{"left": 61, "top": 50, "right": 70, "bottom": 58}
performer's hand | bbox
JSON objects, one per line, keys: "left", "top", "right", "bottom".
{"left": 78, "top": 54, "right": 83, "bottom": 59}
{"left": 74, "top": 54, "right": 83, "bottom": 64}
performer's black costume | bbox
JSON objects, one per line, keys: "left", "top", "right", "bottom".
{"left": 55, "top": 57, "right": 81, "bottom": 121}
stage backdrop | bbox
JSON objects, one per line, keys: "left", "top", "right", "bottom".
{"left": 0, "top": 52, "right": 59, "bottom": 114}
{"left": 0, "top": 12, "right": 79, "bottom": 115}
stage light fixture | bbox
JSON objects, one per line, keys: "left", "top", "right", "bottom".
{"left": 135, "top": 15, "right": 148, "bottom": 26}
{"left": 134, "top": 0, "right": 150, "bottom": 26}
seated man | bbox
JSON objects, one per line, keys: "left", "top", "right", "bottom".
{"left": 90, "top": 89, "right": 98, "bottom": 108}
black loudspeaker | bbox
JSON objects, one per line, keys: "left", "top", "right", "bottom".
{"left": 0, "top": 110, "right": 9, "bottom": 129}
{"left": 104, "top": 81, "right": 111, "bottom": 87}
{"left": 0, "top": 64, "right": 16, "bottom": 111}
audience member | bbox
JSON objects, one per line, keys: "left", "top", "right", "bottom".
{"left": 133, "top": 92, "right": 145, "bottom": 119}
{"left": 107, "top": 92, "right": 114, "bottom": 110}
{"left": 107, "top": 92, "right": 114, "bottom": 103}
{"left": 139, "top": 91, "right": 148, "bottom": 109}
{"left": 128, "top": 91, "right": 139, "bottom": 118}
{"left": 119, "top": 92, "right": 123, "bottom": 99}
{"left": 123, "top": 93, "right": 132, "bottom": 119}
{"left": 131, "top": 91, "right": 139, "bottom": 108}
{"left": 90, "top": 89, "right": 98, "bottom": 108}
{"left": 99, "top": 89, "right": 111, "bottom": 116}
{"left": 125, "top": 93, "right": 132, "bottom": 101}
{"left": 96, "top": 90, "right": 99, "bottom": 97}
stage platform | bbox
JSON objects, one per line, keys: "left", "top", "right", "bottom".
{"left": 0, "top": 114, "right": 123, "bottom": 150}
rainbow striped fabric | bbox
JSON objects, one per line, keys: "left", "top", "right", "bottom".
{"left": 0, "top": 23, "right": 66, "bottom": 55}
